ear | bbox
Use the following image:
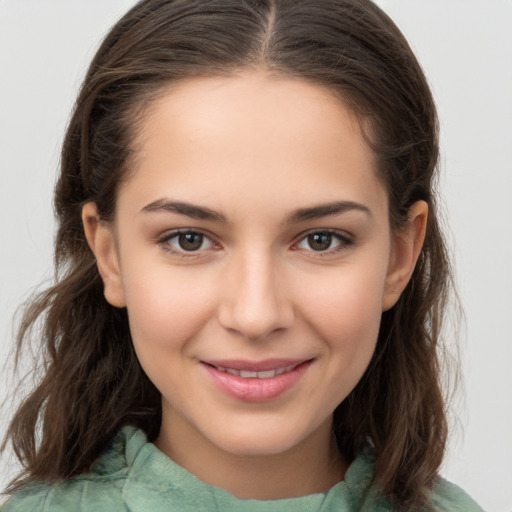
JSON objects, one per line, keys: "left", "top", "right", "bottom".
{"left": 82, "top": 202, "right": 126, "bottom": 308}
{"left": 382, "top": 200, "right": 428, "bottom": 311}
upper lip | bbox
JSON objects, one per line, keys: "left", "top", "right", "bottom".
{"left": 201, "top": 358, "right": 310, "bottom": 372}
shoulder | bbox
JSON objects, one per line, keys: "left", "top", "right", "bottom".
{"left": 430, "top": 477, "right": 485, "bottom": 512}
{"left": 1, "top": 426, "right": 143, "bottom": 512}
{"left": 2, "top": 471, "right": 127, "bottom": 512}
{"left": 344, "top": 451, "right": 485, "bottom": 512}
{"left": 2, "top": 478, "right": 125, "bottom": 512}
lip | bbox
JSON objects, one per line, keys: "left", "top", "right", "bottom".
{"left": 201, "top": 359, "right": 312, "bottom": 402}
{"left": 202, "top": 358, "right": 307, "bottom": 372}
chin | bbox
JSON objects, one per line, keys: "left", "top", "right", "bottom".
{"left": 205, "top": 423, "right": 313, "bottom": 458}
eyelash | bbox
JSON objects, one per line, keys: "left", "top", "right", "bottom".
{"left": 157, "top": 229, "right": 354, "bottom": 259}
{"left": 293, "top": 230, "right": 354, "bottom": 257}
{"left": 157, "top": 229, "right": 219, "bottom": 259}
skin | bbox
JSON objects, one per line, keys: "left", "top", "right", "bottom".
{"left": 83, "top": 70, "right": 427, "bottom": 499}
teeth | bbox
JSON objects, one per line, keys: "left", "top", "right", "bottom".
{"left": 277, "top": 365, "right": 295, "bottom": 375}
{"left": 214, "top": 364, "right": 299, "bottom": 378}
{"left": 257, "top": 370, "right": 277, "bottom": 378}
{"left": 240, "top": 370, "right": 258, "bottom": 378}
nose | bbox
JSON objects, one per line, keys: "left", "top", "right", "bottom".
{"left": 217, "top": 249, "right": 295, "bottom": 341}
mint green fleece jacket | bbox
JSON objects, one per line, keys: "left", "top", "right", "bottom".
{"left": 2, "top": 426, "right": 484, "bottom": 511}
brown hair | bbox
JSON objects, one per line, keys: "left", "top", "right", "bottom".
{"left": 3, "top": 0, "right": 453, "bottom": 509}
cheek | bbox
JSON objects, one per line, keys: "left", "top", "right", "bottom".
{"left": 298, "top": 264, "right": 386, "bottom": 375}
{"left": 122, "top": 265, "right": 216, "bottom": 356}
{"left": 122, "top": 268, "right": 220, "bottom": 407}
{"left": 301, "top": 261, "right": 385, "bottom": 328}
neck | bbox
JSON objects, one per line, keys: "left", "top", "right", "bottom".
{"left": 155, "top": 412, "right": 347, "bottom": 500}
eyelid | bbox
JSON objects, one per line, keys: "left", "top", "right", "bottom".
{"left": 156, "top": 227, "right": 355, "bottom": 260}
{"left": 292, "top": 229, "right": 354, "bottom": 256}
{"left": 157, "top": 228, "right": 220, "bottom": 258}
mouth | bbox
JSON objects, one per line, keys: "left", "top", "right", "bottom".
{"left": 205, "top": 362, "right": 302, "bottom": 379}
{"left": 201, "top": 359, "right": 313, "bottom": 401}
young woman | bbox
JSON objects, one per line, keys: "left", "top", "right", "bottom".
{"left": 1, "top": 1, "right": 484, "bottom": 510}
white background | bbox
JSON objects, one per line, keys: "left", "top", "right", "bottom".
{"left": 0, "top": 1, "right": 511, "bottom": 510}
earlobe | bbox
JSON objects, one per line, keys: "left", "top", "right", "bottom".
{"left": 82, "top": 202, "right": 126, "bottom": 308}
{"left": 382, "top": 200, "right": 428, "bottom": 311}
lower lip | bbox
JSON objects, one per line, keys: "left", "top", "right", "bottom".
{"left": 202, "top": 361, "right": 312, "bottom": 402}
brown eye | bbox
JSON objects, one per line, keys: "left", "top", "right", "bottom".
{"left": 178, "top": 232, "right": 204, "bottom": 251}
{"left": 161, "top": 231, "right": 215, "bottom": 254}
{"left": 307, "top": 232, "right": 334, "bottom": 251}
{"left": 295, "top": 230, "right": 353, "bottom": 255}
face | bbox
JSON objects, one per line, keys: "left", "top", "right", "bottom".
{"left": 86, "top": 71, "right": 420, "bottom": 461}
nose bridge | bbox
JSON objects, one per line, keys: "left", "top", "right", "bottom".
{"left": 218, "top": 244, "right": 293, "bottom": 341}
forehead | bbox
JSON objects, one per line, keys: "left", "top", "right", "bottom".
{"left": 119, "top": 71, "right": 387, "bottom": 222}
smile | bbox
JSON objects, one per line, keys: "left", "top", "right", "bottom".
{"left": 201, "top": 359, "right": 312, "bottom": 401}
{"left": 210, "top": 363, "right": 299, "bottom": 379}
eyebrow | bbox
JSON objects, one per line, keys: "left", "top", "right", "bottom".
{"left": 140, "top": 199, "right": 371, "bottom": 223}
{"left": 286, "top": 201, "right": 371, "bottom": 223}
{"left": 141, "top": 199, "right": 228, "bottom": 222}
